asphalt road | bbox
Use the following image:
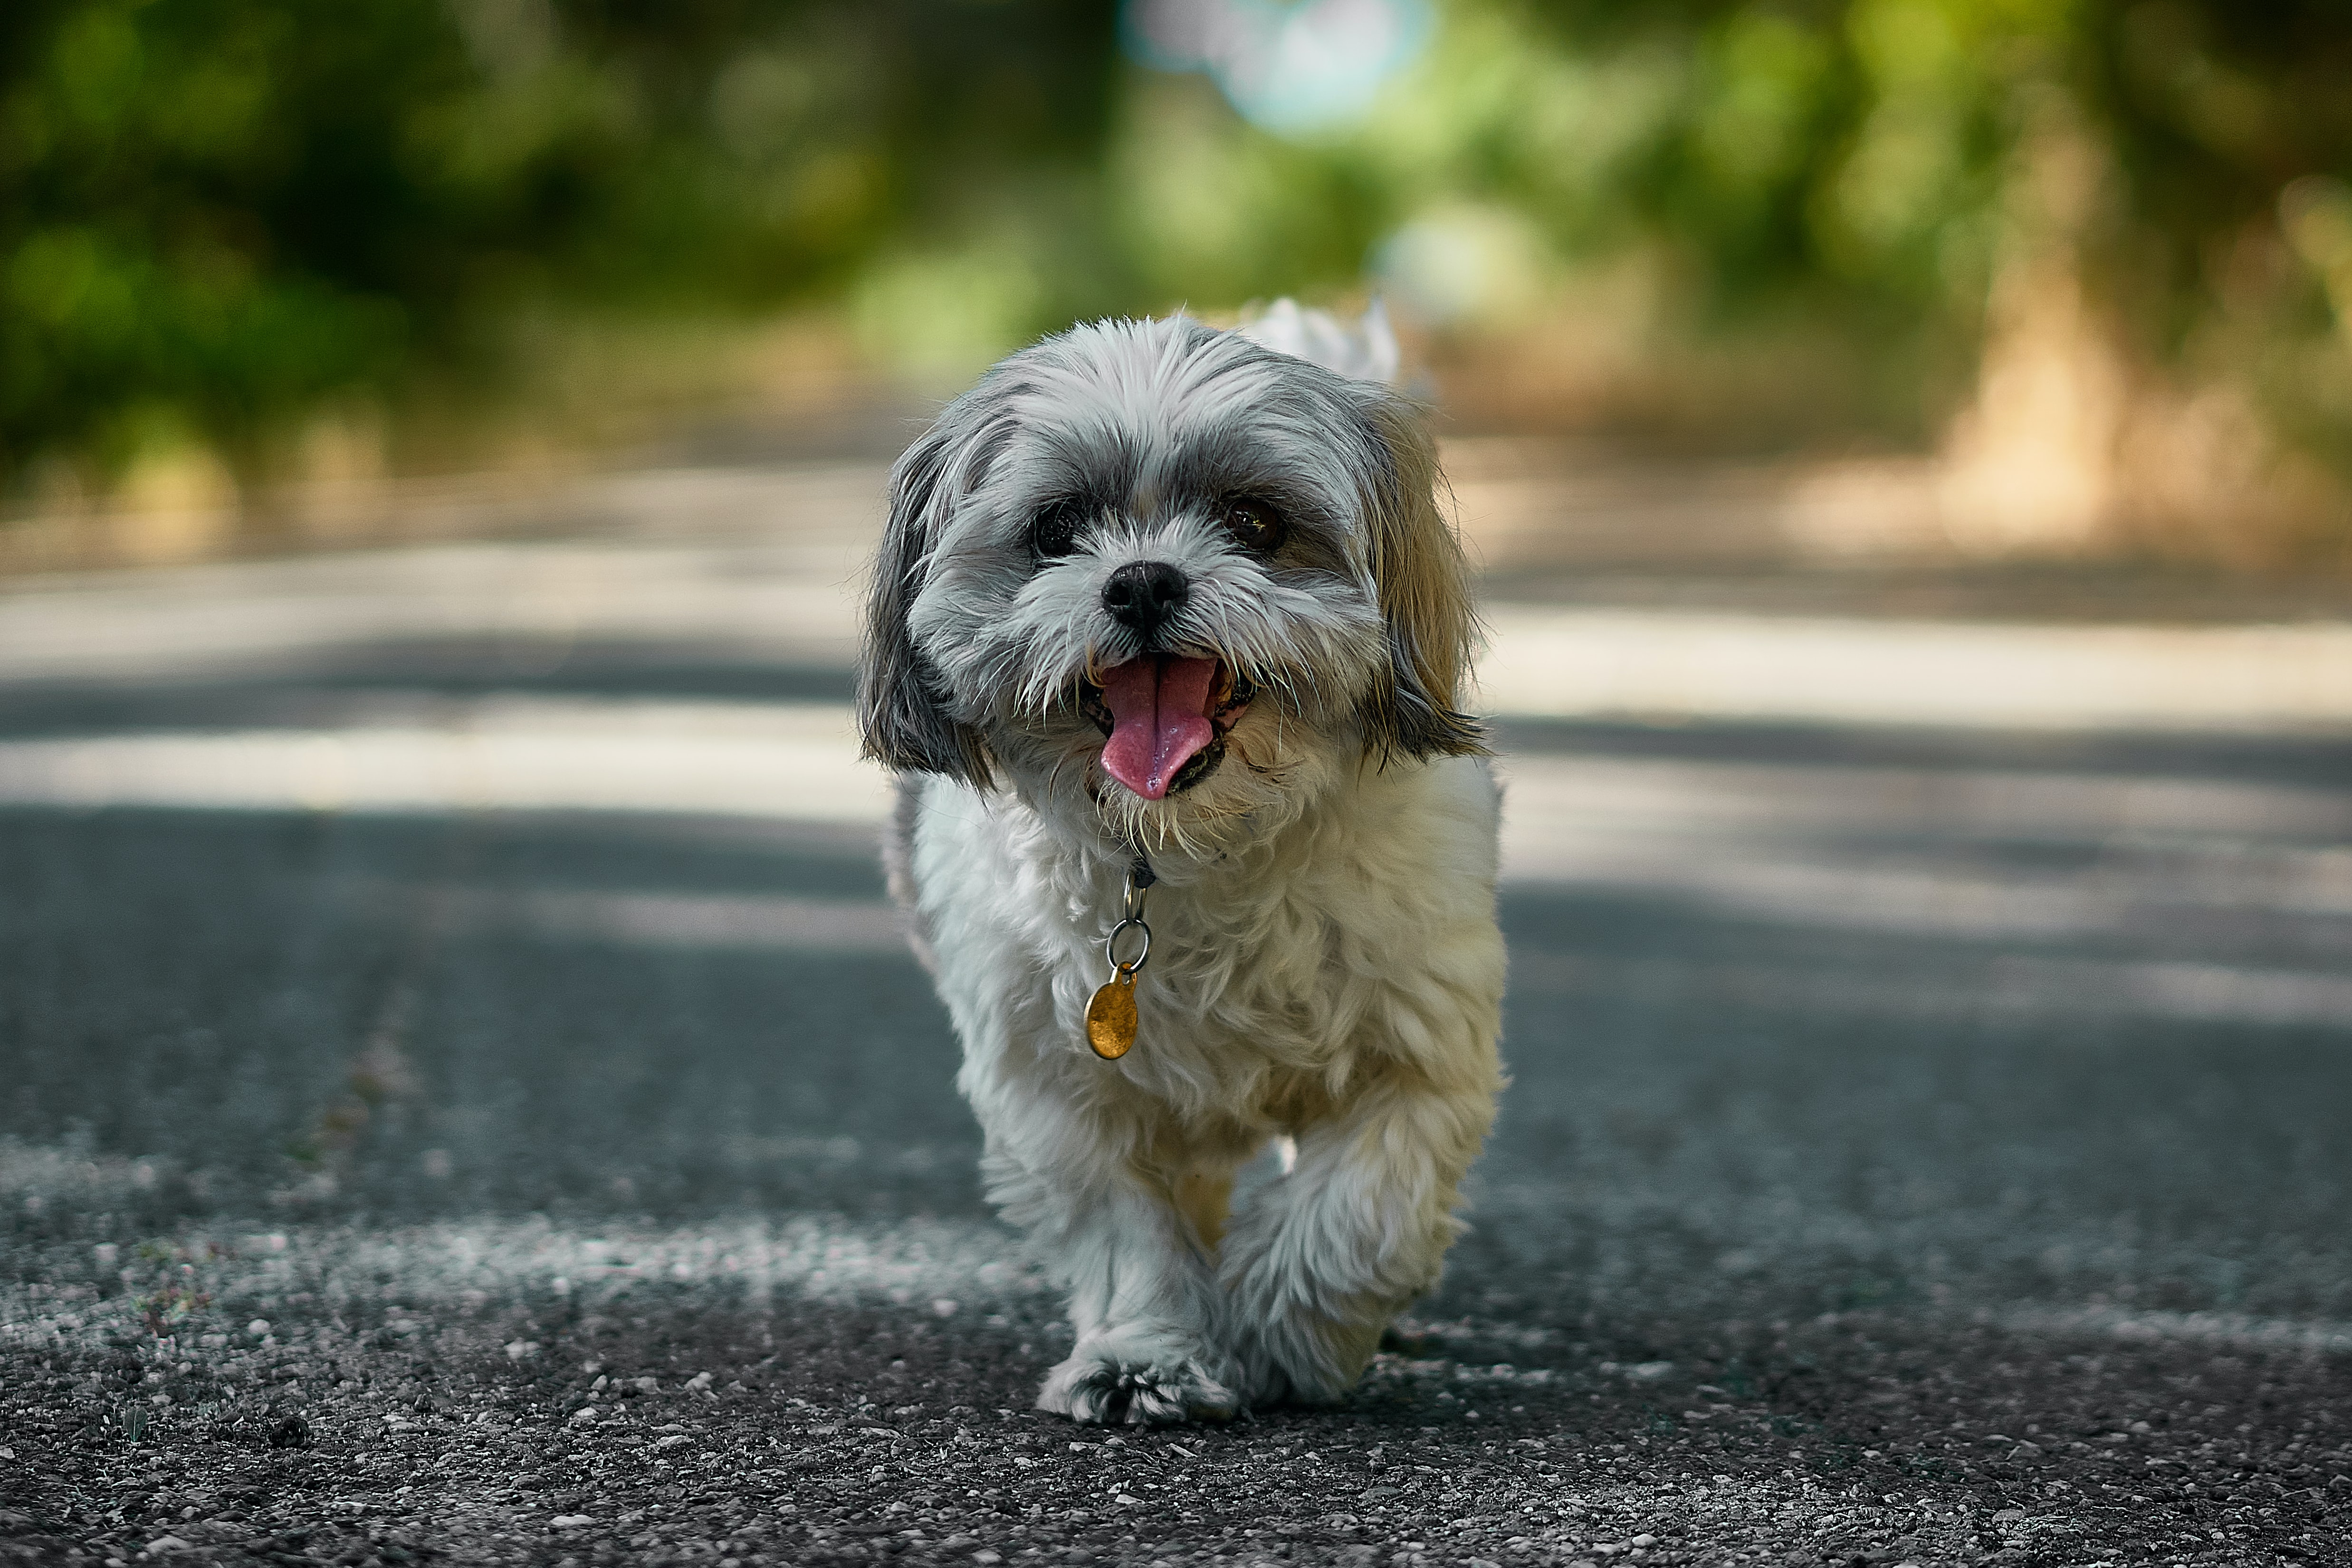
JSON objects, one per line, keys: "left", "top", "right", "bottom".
{"left": 2, "top": 474, "right": 2350, "bottom": 1568}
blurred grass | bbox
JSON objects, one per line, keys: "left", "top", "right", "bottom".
{"left": 3, "top": 0, "right": 2351, "bottom": 567}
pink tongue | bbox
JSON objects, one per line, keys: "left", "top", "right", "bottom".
{"left": 1099, "top": 656, "right": 1219, "bottom": 800}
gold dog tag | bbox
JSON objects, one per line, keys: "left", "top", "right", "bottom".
{"left": 1085, "top": 972, "right": 1138, "bottom": 1060}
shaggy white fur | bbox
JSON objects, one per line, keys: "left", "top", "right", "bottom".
{"left": 860, "top": 306, "right": 1506, "bottom": 1424}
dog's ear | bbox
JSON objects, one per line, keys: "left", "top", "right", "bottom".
{"left": 858, "top": 414, "right": 996, "bottom": 787}
{"left": 1353, "top": 389, "right": 1487, "bottom": 761}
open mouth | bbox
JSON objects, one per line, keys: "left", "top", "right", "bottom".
{"left": 1080, "top": 657, "right": 1256, "bottom": 800}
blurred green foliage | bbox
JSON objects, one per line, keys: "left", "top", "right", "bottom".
{"left": 1102, "top": 0, "right": 2352, "bottom": 456}
{"left": 0, "top": 0, "right": 1114, "bottom": 484}
{"left": 4, "top": 0, "right": 2350, "bottom": 509}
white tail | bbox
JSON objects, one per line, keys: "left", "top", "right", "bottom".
{"left": 1235, "top": 298, "right": 1402, "bottom": 387}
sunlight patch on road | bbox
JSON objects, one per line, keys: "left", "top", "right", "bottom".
{"left": 1495, "top": 751, "right": 2352, "bottom": 846}
{"left": 0, "top": 1211, "right": 1045, "bottom": 1356}
{"left": 0, "top": 528, "right": 869, "bottom": 680}
{"left": 2000, "top": 1305, "right": 2352, "bottom": 1356}
{"left": 4, "top": 697, "right": 2347, "bottom": 965}
{"left": 0, "top": 698, "right": 875, "bottom": 821}
{"left": 1478, "top": 608, "right": 2352, "bottom": 733}
{"left": 1510, "top": 948, "right": 2352, "bottom": 1029}
{"left": 508, "top": 888, "right": 908, "bottom": 953}
{"left": 1494, "top": 749, "right": 2352, "bottom": 942}
{"left": 5, "top": 694, "right": 2347, "bottom": 855}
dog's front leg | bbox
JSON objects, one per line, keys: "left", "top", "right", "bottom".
{"left": 983, "top": 1114, "right": 1240, "bottom": 1425}
{"left": 1220, "top": 1063, "right": 1499, "bottom": 1405}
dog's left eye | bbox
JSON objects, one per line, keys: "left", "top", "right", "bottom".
{"left": 1221, "top": 499, "right": 1285, "bottom": 554}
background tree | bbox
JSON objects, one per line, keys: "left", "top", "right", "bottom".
{"left": 4, "top": 0, "right": 2347, "bottom": 556}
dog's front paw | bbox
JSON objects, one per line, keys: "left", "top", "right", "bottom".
{"left": 1037, "top": 1329, "right": 1239, "bottom": 1425}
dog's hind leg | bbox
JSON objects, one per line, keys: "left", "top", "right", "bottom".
{"left": 1218, "top": 1055, "right": 1501, "bottom": 1406}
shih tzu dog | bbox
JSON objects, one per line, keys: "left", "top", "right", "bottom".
{"left": 857, "top": 303, "right": 1505, "bottom": 1424}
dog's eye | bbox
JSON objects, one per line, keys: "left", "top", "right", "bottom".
{"left": 1031, "top": 502, "right": 1082, "bottom": 560}
{"left": 1220, "top": 499, "right": 1285, "bottom": 554}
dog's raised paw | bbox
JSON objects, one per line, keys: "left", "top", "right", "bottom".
{"left": 1037, "top": 1333, "right": 1238, "bottom": 1426}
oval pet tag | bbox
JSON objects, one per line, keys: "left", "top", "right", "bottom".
{"left": 1086, "top": 971, "right": 1138, "bottom": 1060}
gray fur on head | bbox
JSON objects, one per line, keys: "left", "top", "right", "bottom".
{"left": 856, "top": 313, "right": 1484, "bottom": 843}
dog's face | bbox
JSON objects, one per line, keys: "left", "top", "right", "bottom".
{"left": 859, "top": 314, "right": 1482, "bottom": 853}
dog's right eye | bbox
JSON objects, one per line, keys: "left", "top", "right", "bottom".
{"left": 1031, "top": 502, "right": 1082, "bottom": 560}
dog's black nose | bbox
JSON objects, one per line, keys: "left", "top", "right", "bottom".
{"left": 1101, "top": 561, "right": 1190, "bottom": 635}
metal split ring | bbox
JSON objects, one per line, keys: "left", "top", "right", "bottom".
{"left": 1104, "top": 916, "right": 1152, "bottom": 975}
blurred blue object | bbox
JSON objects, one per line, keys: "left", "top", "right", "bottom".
{"left": 1121, "top": 0, "right": 1432, "bottom": 135}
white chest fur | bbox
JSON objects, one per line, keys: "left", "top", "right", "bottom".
{"left": 903, "top": 753, "right": 1506, "bottom": 1135}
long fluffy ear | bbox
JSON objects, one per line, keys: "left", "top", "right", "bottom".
{"left": 1353, "top": 390, "right": 1487, "bottom": 761}
{"left": 857, "top": 414, "right": 995, "bottom": 786}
